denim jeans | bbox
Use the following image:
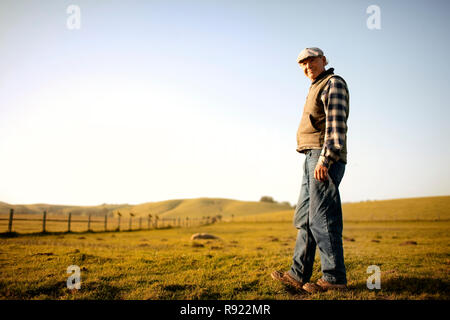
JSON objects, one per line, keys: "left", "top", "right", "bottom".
{"left": 288, "top": 149, "right": 347, "bottom": 284}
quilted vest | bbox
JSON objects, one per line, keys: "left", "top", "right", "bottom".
{"left": 296, "top": 70, "right": 348, "bottom": 163}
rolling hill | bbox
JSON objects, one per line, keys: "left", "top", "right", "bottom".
{"left": 238, "top": 196, "right": 450, "bottom": 222}
{"left": 1, "top": 196, "right": 449, "bottom": 221}
{"left": 0, "top": 198, "right": 293, "bottom": 219}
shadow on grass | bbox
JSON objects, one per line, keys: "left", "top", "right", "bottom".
{"left": 0, "top": 226, "right": 178, "bottom": 239}
{"left": 163, "top": 284, "right": 196, "bottom": 292}
{"left": 0, "top": 279, "right": 66, "bottom": 299}
{"left": 81, "top": 281, "right": 123, "bottom": 299}
{"left": 351, "top": 276, "right": 450, "bottom": 297}
{"left": 274, "top": 276, "right": 449, "bottom": 299}
{"left": 156, "top": 283, "right": 222, "bottom": 299}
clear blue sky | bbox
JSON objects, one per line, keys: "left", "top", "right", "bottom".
{"left": 1, "top": 0, "right": 449, "bottom": 206}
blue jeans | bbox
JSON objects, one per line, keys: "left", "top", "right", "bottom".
{"left": 288, "top": 149, "right": 347, "bottom": 284}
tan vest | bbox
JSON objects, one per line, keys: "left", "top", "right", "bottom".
{"left": 296, "top": 72, "right": 348, "bottom": 163}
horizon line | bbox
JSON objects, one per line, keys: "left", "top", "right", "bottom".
{"left": 1, "top": 194, "right": 449, "bottom": 208}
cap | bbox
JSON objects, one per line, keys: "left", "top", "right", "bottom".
{"left": 297, "top": 47, "right": 324, "bottom": 64}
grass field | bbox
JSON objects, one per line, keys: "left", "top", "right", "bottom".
{"left": 1, "top": 218, "right": 449, "bottom": 300}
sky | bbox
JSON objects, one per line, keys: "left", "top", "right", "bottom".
{"left": 1, "top": 0, "right": 449, "bottom": 206}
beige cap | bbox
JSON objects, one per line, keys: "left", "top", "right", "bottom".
{"left": 297, "top": 47, "right": 324, "bottom": 63}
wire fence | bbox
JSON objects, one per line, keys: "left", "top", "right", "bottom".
{"left": 0, "top": 209, "right": 215, "bottom": 234}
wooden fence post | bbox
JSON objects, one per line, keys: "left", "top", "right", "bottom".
{"left": 8, "top": 209, "right": 14, "bottom": 233}
{"left": 42, "top": 211, "right": 47, "bottom": 233}
{"left": 68, "top": 212, "right": 72, "bottom": 232}
{"left": 139, "top": 217, "right": 142, "bottom": 230}
{"left": 8, "top": 208, "right": 14, "bottom": 233}
{"left": 129, "top": 216, "right": 132, "bottom": 231}
{"left": 118, "top": 216, "right": 121, "bottom": 231}
{"left": 88, "top": 214, "right": 91, "bottom": 231}
{"left": 104, "top": 214, "right": 108, "bottom": 232}
{"left": 148, "top": 215, "right": 151, "bottom": 229}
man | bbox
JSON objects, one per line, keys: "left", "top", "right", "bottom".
{"left": 271, "top": 47, "right": 350, "bottom": 293}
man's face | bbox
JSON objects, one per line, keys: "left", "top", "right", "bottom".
{"left": 299, "top": 56, "right": 326, "bottom": 81}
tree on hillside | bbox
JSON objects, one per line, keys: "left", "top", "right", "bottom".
{"left": 260, "top": 196, "right": 276, "bottom": 203}
{"left": 280, "top": 201, "right": 292, "bottom": 207}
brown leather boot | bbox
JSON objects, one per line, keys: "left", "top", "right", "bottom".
{"left": 302, "top": 282, "right": 326, "bottom": 293}
{"left": 316, "top": 278, "right": 348, "bottom": 291}
{"left": 270, "top": 270, "right": 304, "bottom": 291}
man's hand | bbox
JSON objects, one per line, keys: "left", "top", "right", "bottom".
{"left": 314, "top": 163, "right": 329, "bottom": 182}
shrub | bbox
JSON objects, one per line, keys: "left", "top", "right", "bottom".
{"left": 260, "top": 196, "right": 275, "bottom": 203}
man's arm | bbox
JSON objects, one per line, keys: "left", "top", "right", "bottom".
{"left": 314, "top": 76, "right": 349, "bottom": 181}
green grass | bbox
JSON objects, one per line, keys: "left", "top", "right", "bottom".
{"left": 1, "top": 220, "right": 449, "bottom": 300}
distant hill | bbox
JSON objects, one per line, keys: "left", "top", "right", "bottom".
{"left": 0, "top": 198, "right": 292, "bottom": 218}
{"left": 342, "top": 196, "right": 450, "bottom": 221}
{"left": 128, "top": 198, "right": 292, "bottom": 219}
{"left": 1, "top": 196, "right": 449, "bottom": 221}
{"left": 237, "top": 196, "right": 450, "bottom": 222}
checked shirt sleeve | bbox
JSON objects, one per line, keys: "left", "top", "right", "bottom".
{"left": 317, "top": 76, "right": 349, "bottom": 168}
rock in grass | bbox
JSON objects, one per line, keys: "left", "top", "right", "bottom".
{"left": 190, "top": 233, "right": 220, "bottom": 240}
{"left": 138, "top": 243, "right": 149, "bottom": 247}
{"left": 400, "top": 241, "right": 417, "bottom": 246}
{"left": 192, "top": 242, "right": 204, "bottom": 247}
{"left": 33, "top": 252, "right": 54, "bottom": 256}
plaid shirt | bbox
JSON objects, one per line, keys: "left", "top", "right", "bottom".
{"left": 317, "top": 76, "right": 349, "bottom": 168}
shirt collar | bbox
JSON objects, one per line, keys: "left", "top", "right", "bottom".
{"left": 311, "top": 68, "right": 334, "bottom": 85}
